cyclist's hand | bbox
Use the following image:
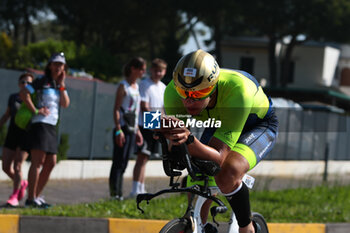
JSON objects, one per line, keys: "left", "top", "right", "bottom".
{"left": 154, "top": 115, "right": 192, "bottom": 144}
{"left": 168, "top": 127, "right": 191, "bottom": 145}
{"left": 160, "top": 115, "right": 183, "bottom": 129}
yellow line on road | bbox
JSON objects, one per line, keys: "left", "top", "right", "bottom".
{"left": 0, "top": 214, "right": 19, "bottom": 233}
{"left": 268, "top": 223, "right": 326, "bottom": 233}
{"left": 109, "top": 218, "right": 167, "bottom": 233}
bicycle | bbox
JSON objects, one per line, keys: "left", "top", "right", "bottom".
{"left": 136, "top": 134, "right": 269, "bottom": 233}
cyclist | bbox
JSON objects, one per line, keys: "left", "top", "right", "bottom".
{"left": 160, "top": 49, "right": 278, "bottom": 233}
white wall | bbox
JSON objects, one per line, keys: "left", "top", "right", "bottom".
{"left": 290, "top": 46, "right": 325, "bottom": 87}
{"left": 221, "top": 39, "right": 341, "bottom": 88}
{"left": 289, "top": 45, "right": 339, "bottom": 87}
{"left": 322, "top": 46, "right": 340, "bottom": 86}
{"left": 221, "top": 46, "right": 269, "bottom": 81}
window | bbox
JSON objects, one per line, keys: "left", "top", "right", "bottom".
{"left": 239, "top": 57, "right": 254, "bottom": 75}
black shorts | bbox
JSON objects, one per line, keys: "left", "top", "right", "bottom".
{"left": 200, "top": 112, "right": 278, "bottom": 170}
{"left": 4, "top": 122, "right": 30, "bottom": 151}
{"left": 28, "top": 122, "right": 58, "bottom": 154}
{"left": 137, "top": 127, "right": 160, "bottom": 156}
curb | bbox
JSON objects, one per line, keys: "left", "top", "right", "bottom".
{"left": 1, "top": 214, "right": 349, "bottom": 233}
{"left": 0, "top": 215, "right": 18, "bottom": 233}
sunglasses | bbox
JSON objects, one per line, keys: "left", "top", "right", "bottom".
{"left": 175, "top": 85, "right": 217, "bottom": 100}
{"left": 20, "top": 80, "right": 31, "bottom": 85}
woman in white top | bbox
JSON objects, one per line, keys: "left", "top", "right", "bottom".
{"left": 109, "top": 57, "right": 145, "bottom": 200}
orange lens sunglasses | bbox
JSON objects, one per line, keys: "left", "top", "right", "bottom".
{"left": 175, "top": 85, "right": 217, "bottom": 100}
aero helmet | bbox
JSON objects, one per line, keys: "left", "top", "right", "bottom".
{"left": 173, "top": 49, "right": 219, "bottom": 93}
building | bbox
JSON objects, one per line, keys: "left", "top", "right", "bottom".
{"left": 220, "top": 36, "right": 350, "bottom": 111}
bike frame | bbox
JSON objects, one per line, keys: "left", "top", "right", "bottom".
{"left": 136, "top": 135, "right": 265, "bottom": 233}
{"left": 188, "top": 174, "right": 254, "bottom": 233}
{"left": 137, "top": 174, "right": 254, "bottom": 233}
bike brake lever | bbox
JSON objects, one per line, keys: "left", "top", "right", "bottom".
{"left": 210, "top": 206, "right": 228, "bottom": 227}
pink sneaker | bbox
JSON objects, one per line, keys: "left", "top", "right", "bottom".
{"left": 7, "top": 193, "right": 19, "bottom": 207}
{"left": 18, "top": 180, "right": 28, "bottom": 201}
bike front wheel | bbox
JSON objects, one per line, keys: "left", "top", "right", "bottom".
{"left": 159, "top": 218, "right": 193, "bottom": 233}
{"left": 252, "top": 212, "right": 269, "bottom": 233}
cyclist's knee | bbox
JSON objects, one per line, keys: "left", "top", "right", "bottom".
{"left": 216, "top": 151, "right": 249, "bottom": 192}
{"left": 215, "top": 165, "right": 244, "bottom": 193}
{"left": 216, "top": 175, "right": 241, "bottom": 194}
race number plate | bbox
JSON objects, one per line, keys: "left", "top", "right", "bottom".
{"left": 242, "top": 174, "right": 255, "bottom": 189}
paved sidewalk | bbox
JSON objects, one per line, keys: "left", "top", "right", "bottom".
{"left": 0, "top": 177, "right": 170, "bottom": 206}
{"left": 1, "top": 175, "right": 350, "bottom": 206}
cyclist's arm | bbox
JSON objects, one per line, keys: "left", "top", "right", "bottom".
{"left": 187, "top": 134, "right": 231, "bottom": 166}
{"left": 113, "top": 84, "right": 126, "bottom": 130}
{"left": 160, "top": 121, "right": 229, "bottom": 166}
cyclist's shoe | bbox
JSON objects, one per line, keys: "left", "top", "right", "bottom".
{"left": 252, "top": 219, "right": 261, "bottom": 233}
{"left": 18, "top": 180, "right": 28, "bottom": 201}
{"left": 203, "top": 223, "right": 218, "bottom": 233}
{"left": 6, "top": 193, "right": 19, "bottom": 207}
{"left": 36, "top": 196, "right": 52, "bottom": 208}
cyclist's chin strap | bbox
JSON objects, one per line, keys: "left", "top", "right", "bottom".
{"left": 224, "top": 182, "right": 252, "bottom": 228}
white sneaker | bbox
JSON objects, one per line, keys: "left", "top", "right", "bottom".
{"left": 141, "top": 183, "right": 147, "bottom": 194}
{"left": 36, "top": 196, "right": 51, "bottom": 208}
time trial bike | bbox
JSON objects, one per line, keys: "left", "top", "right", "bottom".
{"left": 136, "top": 134, "right": 268, "bottom": 233}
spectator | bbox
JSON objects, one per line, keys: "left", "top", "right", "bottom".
{"left": 20, "top": 52, "right": 70, "bottom": 208}
{"left": 109, "top": 57, "right": 145, "bottom": 200}
{"left": 0, "top": 73, "right": 34, "bottom": 207}
{"left": 130, "top": 58, "right": 167, "bottom": 197}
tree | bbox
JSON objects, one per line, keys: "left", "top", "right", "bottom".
{"left": 48, "top": 0, "right": 188, "bottom": 81}
{"left": 178, "top": 0, "right": 242, "bottom": 65}
{"left": 0, "top": 0, "right": 48, "bottom": 45}
{"left": 239, "top": 0, "right": 350, "bottom": 87}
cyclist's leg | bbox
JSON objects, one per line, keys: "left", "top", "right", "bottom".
{"left": 197, "top": 128, "right": 216, "bottom": 225}
{"left": 216, "top": 150, "right": 252, "bottom": 231}
{"left": 217, "top": 125, "right": 277, "bottom": 233}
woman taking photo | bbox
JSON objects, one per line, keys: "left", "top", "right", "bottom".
{"left": 20, "top": 52, "right": 70, "bottom": 208}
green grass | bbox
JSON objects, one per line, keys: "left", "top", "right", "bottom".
{"left": 1, "top": 185, "right": 349, "bottom": 223}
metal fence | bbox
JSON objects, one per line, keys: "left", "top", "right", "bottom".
{"left": 0, "top": 68, "right": 349, "bottom": 160}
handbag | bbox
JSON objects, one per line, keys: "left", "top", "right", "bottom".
{"left": 14, "top": 102, "right": 33, "bottom": 130}
{"left": 121, "top": 107, "right": 136, "bottom": 133}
